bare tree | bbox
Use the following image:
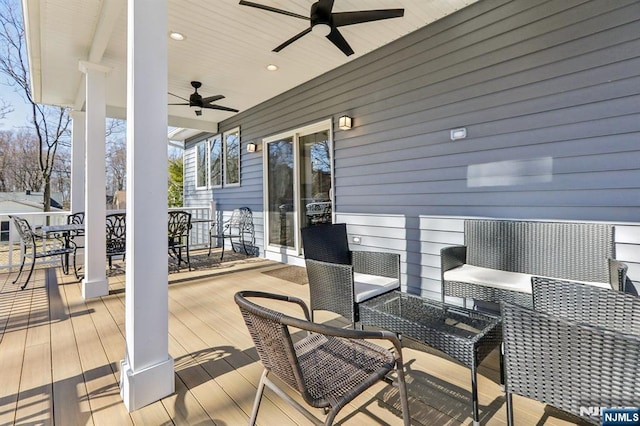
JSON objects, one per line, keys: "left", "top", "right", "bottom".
{"left": 0, "top": 0, "right": 71, "bottom": 211}
{"left": 0, "top": 98, "right": 11, "bottom": 120}
{"left": 106, "top": 136, "right": 127, "bottom": 195}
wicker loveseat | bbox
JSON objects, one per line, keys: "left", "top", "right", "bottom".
{"left": 441, "top": 219, "right": 628, "bottom": 307}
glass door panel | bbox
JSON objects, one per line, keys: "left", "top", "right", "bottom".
{"left": 299, "top": 131, "right": 332, "bottom": 228}
{"left": 267, "top": 137, "right": 295, "bottom": 248}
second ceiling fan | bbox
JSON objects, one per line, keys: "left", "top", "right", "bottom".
{"left": 169, "top": 81, "right": 239, "bottom": 116}
{"left": 239, "top": 0, "right": 404, "bottom": 56}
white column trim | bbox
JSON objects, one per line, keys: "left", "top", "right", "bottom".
{"left": 79, "top": 61, "right": 111, "bottom": 299}
{"left": 119, "top": 0, "right": 174, "bottom": 411}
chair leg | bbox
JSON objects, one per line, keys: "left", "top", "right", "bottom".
{"left": 12, "top": 253, "right": 27, "bottom": 284}
{"left": 21, "top": 252, "right": 37, "bottom": 290}
{"left": 249, "top": 369, "right": 269, "bottom": 425}
{"left": 73, "top": 249, "right": 83, "bottom": 280}
{"left": 395, "top": 358, "right": 411, "bottom": 426}
{"left": 506, "top": 390, "right": 514, "bottom": 426}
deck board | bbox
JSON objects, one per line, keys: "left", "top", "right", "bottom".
{"left": 0, "top": 252, "right": 586, "bottom": 425}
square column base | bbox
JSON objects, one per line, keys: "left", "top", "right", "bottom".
{"left": 120, "top": 356, "right": 174, "bottom": 412}
{"left": 82, "top": 277, "right": 109, "bottom": 299}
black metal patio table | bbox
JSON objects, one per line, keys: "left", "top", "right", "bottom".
{"left": 359, "top": 291, "right": 502, "bottom": 426}
{"left": 41, "top": 223, "right": 85, "bottom": 275}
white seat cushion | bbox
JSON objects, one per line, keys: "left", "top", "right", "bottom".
{"left": 353, "top": 273, "right": 400, "bottom": 303}
{"left": 443, "top": 264, "right": 610, "bottom": 294}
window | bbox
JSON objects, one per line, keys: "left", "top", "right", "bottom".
{"left": 195, "top": 140, "right": 208, "bottom": 189}
{"left": 224, "top": 127, "right": 240, "bottom": 186}
{"left": 209, "top": 134, "right": 223, "bottom": 188}
{"left": 0, "top": 221, "right": 9, "bottom": 242}
{"left": 194, "top": 128, "right": 241, "bottom": 190}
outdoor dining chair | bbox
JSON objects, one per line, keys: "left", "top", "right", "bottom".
{"left": 235, "top": 290, "right": 410, "bottom": 425}
{"left": 67, "top": 211, "right": 85, "bottom": 278}
{"left": 208, "top": 207, "right": 255, "bottom": 259}
{"left": 301, "top": 223, "right": 400, "bottom": 327}
{"left": 9, "top": 215, "right": 75, "bottom": 290}
{"left": 106, "top": 213, "right": 126, "bottom": 268}
{"left": 168, "top": 210, "right": 192, "bottom": 271}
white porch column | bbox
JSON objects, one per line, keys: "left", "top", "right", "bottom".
{"left": 119, "top": 0, "right": 174, "bottom": 412}
{"left": 69, "top": 111, "right": 86, "bottom": 214}
{"left": 79, "top": 61, "right": 110, "bottom": 299}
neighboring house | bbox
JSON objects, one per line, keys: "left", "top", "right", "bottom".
{"left": 183, "top": 0, "right": 640, "bottom": 298}
{"left": 0, "top": 192, "right": 64, "bottom": 243}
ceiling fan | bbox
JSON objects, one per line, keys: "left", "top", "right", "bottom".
{"left": 239, "top": 0, "right": 404, "bottom": 56}
{"left": 169, "top": 81, "right": 239, "bottom": 116}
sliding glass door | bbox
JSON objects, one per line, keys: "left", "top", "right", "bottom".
{"left": 266, "top": 137, "right": 295, "bottom": 248}
{"left": 264, "top": 120, "right": 333, "bottom": 254}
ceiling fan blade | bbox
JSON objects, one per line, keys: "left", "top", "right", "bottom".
{"left": 202, "top": 104, "right": 239, "bottom": 113}
{"left": 326, "top": 27, "right": 354, "bottom": 56}
{"left": 201, "top": 94, "right": 225, "bottom": 104}
{"left": 273, "top": 27, "right": 312, "bottom": 52}
{"left": 332, "top": 9, "right": 404, "bottom": 27}
{"left": 168, "top": 92, "right": 190, "bottom": 102}
{"left": 168, "top": 102, "right": 189, "bottom": 106}
{"left": 239, "top": 0, "right": 308, "bottom": 21}
{"left": 318, "top": 0, "right": 335, "bottom": 14}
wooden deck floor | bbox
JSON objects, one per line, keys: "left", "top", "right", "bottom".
{"left": 0, "top": 251, "right": 586, "bottom": 425}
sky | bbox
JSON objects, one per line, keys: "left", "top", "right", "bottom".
{"left": 0, "top": 82, "right": 32, "bottom": 131}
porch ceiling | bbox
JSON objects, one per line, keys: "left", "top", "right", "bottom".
{"left": 22, "top": 0, "right": 479, "bottom": 135}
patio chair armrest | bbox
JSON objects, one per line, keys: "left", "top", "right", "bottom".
{"left": 352, "top": 251, "right": 400, "bottom": 279}
{"left": 609, "top": 258, "right": 628, "bottom": 292}
{"left": 235, "top": 290, "right": 312, "bottom": 321}
{"left": 441, "top": 245, "right": 467, "bottom": 273}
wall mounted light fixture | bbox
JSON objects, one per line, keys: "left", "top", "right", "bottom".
{"left": 338, "top": 115, "right": 352, "bottom": 130}
{"left": 246, "top": 142, "right": 257, "bottom": 153}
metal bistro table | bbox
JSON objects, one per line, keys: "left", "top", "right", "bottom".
{"left": 41, "top": 223, "right": 84, "bottom": 275}
{"left": 359, "top": 291, "right": 502, "bottom": 426}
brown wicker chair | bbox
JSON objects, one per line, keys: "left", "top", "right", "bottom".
{"left": 301, "top": 223, "right": 400, "bottom": 327}
{"left": 502, "top": 277, "right": 640, "bottom": 425}
{"left": 235, "top": 290, "right": 410, "bottom": 426}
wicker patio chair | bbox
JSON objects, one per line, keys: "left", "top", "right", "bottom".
{"left": 168, "top": 210, "right": 192, "bottom": 271}
{"left": 208, "top": 207, "right": 255, "bottom": 259}
{"left": 67, "top": 212, "right": 85, "bottom": 278}
{"left": 301, "top": 223, "right": 400, "bottom": 327}
{"left": 234, "top": 290, "right": 410, "bottom": 425}
{"left": 106, "top": 213, "right": 126, "bottom": 268}
{"left": 9, "top": 215, "right": 75, "bottom": 290}
{"left": 502, "top": 277, "right": 640, "bottom": 425}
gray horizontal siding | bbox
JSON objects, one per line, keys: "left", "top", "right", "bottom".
{"left": 184, "top": 0, "right": 640, "bottom": 292}
{"left": 337, "top": 213, "right": 640, "bottom": 299}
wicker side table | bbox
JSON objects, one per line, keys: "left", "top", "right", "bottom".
{"left": 360, "top": 291, "right": 502, "bottom": 426}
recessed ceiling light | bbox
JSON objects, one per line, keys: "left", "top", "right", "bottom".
{"left": 169, "top": 31, "right": 185, "bottom": 41}
{"left": 266, "top": 64, "right": 279, "bottom": 71}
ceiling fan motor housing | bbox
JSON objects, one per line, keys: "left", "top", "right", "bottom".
{"left": 189, "top": 93, "right": 202, "bottom": 107}
{"left": 311, "top": 2, "right": 332, "bottom": 31}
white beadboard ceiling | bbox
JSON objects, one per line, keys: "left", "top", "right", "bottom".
{"left": 23, "top": 0, "right": 479, "bottom": 136}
